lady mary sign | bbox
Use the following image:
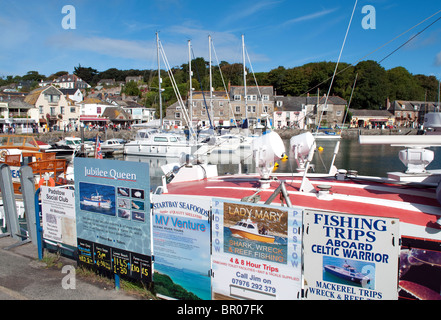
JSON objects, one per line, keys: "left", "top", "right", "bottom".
{"left": 211, "top": 199, "right": 302, "bottom": 300}
{"left": 303, "top": 210, "right": 400, "bottom": 300}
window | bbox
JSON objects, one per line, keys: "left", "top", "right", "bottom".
{"left": 154, "top": 137, "right": 168, "bottom": 142}
{"left": 247, "top": 106, "right": 256, "bottom": 113}
{"left": 263, "top": 95, "right": 269, "bottom": 101}
{"left": 50, "top": 107, "right": 56, "bottom": 116}
{"left": 45, "top": 94, "right": 60, "bottom": 103}
{"left": 97, "top": 107, "right": 102, "bottom": 114}
{"left": 175, "top": 112, "right": 181, "bottom": 118}
{"left": 60, "top": 106, "right": 65, "bottom": 115}
{"left": 336, "top": 111, "right": 342, "bottom": 116}
{"left": 39, "top": 106, "right": 43, "bottom": 114}
{"left": 235, "top": 106, "right": 241, "bottom": 113}
{"left": 234, "top": 95, "right": 241, "bottom": 101}
{"left": 263, "top": 106, "right": 268, "bottom": 113}
{"left": 70, "top": 107, "right": 76, "bottom": 113}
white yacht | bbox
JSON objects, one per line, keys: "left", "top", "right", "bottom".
{"left": 124, "top": 129, "right": 198, "bottom": 157}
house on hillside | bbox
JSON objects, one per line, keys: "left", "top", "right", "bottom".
{"left": 25, "top": 86, "right": 78, "bottom": 131}
{"left": 53, "top": 74, "right": 91, "bottom": 89}
{"left": 0, "top": 94, "right": 37, "bottom": 133}
{"left": 125, "top": 75, "right": 143, "bottom": 83}
{"left": 78, "top": 97, "right": 111, "bottom": 127}
{"left": 273, "top": 96, "right": 308, "bottom": 129}
{"left": 59, "top": 88, "right": 84, "bottom": 103}
{"left": 117, "top": 100, "right": 155, "bottom": 124}
{"left": 229, "top": 86, "right": 275, "bottom": 127}
{"left": 274, "top": 95, "right": 347, "bottom": 129}
{"left": 388, "top": 100, "right": 439, "bottom": 128}
{"left": 166, "top": 91, "right": 230, "bottom": 128}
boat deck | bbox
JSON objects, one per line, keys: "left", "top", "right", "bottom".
{"left": 166, "top": 172, "right": 441, "bottom": 246}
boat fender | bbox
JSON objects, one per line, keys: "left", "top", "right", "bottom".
{"left": 38, "top": 177, "right": 55, "bottom": 188}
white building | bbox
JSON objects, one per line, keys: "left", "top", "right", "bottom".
{"left": 25, "top": 86, "right": 79, "bottom": 131}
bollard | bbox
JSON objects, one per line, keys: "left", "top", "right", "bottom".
{"left": 19, "top": 166, "right": 37, "bottom": 245}
{"left": 0, "top": 163, "right": 21, "bottom": 240}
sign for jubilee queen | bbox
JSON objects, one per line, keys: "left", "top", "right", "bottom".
{"left": 74, "top": 158, "right": 153, "bottom": 282}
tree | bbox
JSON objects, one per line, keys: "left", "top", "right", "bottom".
{"left": 73, "top": 64, "right": 98, "bottom": 85}
{"left": 22, "top": 71, "right": 46, "bottom": 82}
{"left": 352, "top": 60, "right": 389, "bottom": 109}
{"left": 387, "top": 67, "right": 423, "bottom": 101}
{"left": 122, "top": 81, "right": 141, "bottom": 96}
{"left": 414, "top": 74, "right": 439, "bottom": 102}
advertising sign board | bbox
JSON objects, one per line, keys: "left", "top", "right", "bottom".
{"left": 41, "top": 186, "right": 76, "bottom": 246}
{"left": 152, "top": 194, "right": 211, "bottom": 300}
{"left": 303, "top": 210, "right": 400, "bottom": 300}
{"left": 211, "top": 199, "right": 302, "bottom": 300}
{"left": 74, "top": 158, "right": 152, "bottom": 282}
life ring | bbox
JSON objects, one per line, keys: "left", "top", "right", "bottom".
{"left": 0, "top": 149, "right": 9, "bottom": 162}
{"left": 38, "top": 177, "right": 55, "bottom": 188}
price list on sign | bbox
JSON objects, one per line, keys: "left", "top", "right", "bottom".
{"left": 77, "top": 238, "right": 153, "bottom": 283}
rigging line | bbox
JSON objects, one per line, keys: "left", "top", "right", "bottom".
{"left": 245, "top": 46, "right": 262, "bottom": 99}
{"left": 159, "top": 41, "right": 196, "bottom": 139}
{"left": 190, "top": 47, "right": 214, "bottom": 129}
{"left": 341, "top": 73, "right": 358, "bottom": 129}
{"left": 317, "top": 0, "right": 358, "bottom": 131}
{"left": 211, "top": 38, "right": 238, "bottom": 127}
{"left": 301, "top": 8, "right": 441, "bottom": 97}
{"left": 379, "top": 15, "right": 441, "bottom": 64}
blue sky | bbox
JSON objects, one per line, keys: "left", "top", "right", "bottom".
{"left": 1, "top": 0, "right": 440, "bottom": 79}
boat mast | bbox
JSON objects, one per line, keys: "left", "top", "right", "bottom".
{"left": 156, "top": 32, "right": 163, "bottom": 129}
{"left": 242, "top": 34, "right": 248, "bottom": 122}
{"left": 188, "top": 40, "right": 193, "bottom": 124}
{"left": 209, "top": 35, "right": 214, "bottom": 128}
{"left": 438, "top": 80, "right": 441, "bottom": 112}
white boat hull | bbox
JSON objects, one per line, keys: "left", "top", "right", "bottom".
{"left": 124, "top": 142, "right": 197, "bottom": 157}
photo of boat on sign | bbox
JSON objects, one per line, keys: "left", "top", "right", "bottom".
{"left": 223, "top": 202, "right": 289, "bottom": 264}
{"left": 79, "top": 182, "right": 116, "bottom": 216}
{"left": 323, "top": 256, "right": 375, "bottom": 289}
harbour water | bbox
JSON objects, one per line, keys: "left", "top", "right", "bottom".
{"left": 108, "top": 138, "right": 441, "bottom": 189}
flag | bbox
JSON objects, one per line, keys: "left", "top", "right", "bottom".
{"left": 95, "top": 137, "right": 103, "bottom": 159}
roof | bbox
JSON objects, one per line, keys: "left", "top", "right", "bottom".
{"left": 191, "top": 91, "right": 229, "bottom": 100}
{"left": 0, "top": 95, "right": 33, "bottom": 109}
{"left": 350, "top": 109, "right": 394, "bottom": 117}
{"left": 59, "top": 88, "right": 81, "bottom": 95}
{"left": 392, "top": 100, "right": 439, "bottom": 112}
{"left": 80, "top": 97, "right": 111, "bottom": 105}
{"left": 275, "top": 95, "right": 348, "bottom": 111}
{"left": 229, "top": 86, "right": 274, "bottom": 97}
{"left": 42, "top": 86, "right": 63, "bottom": 96}
{"left": 117, "top": 100, "right": 145, "bottom": 108}
{"left": 24, "top": 87, "right": 47, "bottom": 105}
{"left": 101, "top": 106, "right": 132, "bottom": 121}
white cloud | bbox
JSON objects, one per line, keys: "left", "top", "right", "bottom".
{"left": 222, "top": 0, "right": 283, "bottom": 26}
{"left": 282, "top": 7, "right": 338, "bottom": 26}
{"left": 47, "top": 33, "right": 153, "bottom": 61}
{"left": 435, "top": 51, "right": 441, "bottom": 66}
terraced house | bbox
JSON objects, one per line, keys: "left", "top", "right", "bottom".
{"left": 166, "top": 86, "right": 275, "bottom": 128}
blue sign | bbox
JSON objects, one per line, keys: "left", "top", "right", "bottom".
{"left": 75, "top": 158, "right": 152, "bottom": 281}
